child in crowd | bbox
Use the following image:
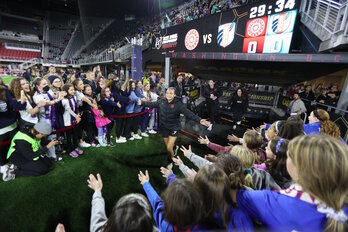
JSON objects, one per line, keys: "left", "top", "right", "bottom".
{"left": 125, "top": 81, "right": 142, "bottom": 140}
{"left": 255, "top": 137, "right": 292, "bottom": 188}
{"left": 307, "top": 109, "right": 341, "bottom": 139}
{"left": 88, "top": 173, "right": 156, "bottom": 232}
{"left": 82, "top": 84, "right": 98, "bottom": 146}
{"left": 73, "top": 79, "right": 94, "bottom": 147}
{"left": 33, "top": 78, "right": 65, "bottom": 160}
{"left": 110, "top": 80, "right": 128, "bottom": 143}
{"left": 61, "top": 84, "right": 82, "bottom": 158}
{"left": 241, "top": 130, "right": 266, "bottom": 163}
{"left": 138, "top": 170, "right": 201, "bottom": 231}
{"left": 231, "top": 135, "right": 348, "bottom": 231}
{"left": 91, "top": 104, "right": 110, "bottom": 147}
{"left": 100, "top": 87, "right": 121, "bottom": 146}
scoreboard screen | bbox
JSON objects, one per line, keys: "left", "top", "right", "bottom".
{"left": 153, "top": 0, "right": 300, "bottom": 54}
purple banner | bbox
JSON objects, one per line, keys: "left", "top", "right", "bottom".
{"left": 131, "top": 45, "right": 142, "bottom": 80}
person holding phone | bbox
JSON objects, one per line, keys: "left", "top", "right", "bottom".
{"left": 7, "top": 122, "right": 59, "bottom": 178}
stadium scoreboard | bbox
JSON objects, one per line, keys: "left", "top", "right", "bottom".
{"left": 154, "top": 0, "right": 300, "bottom": 54}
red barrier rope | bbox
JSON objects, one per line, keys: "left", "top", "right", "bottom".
{"left": 180, "top": 129, "right": 200, "bottom": 139}
{"left": 105, "top": 109, "right": 152, "bottom": 119}
{"left": 0, "top": 140, "right": 11, "bottom": 146}
{"left": 51, "top": 122, "right": 78, "bottom": 134}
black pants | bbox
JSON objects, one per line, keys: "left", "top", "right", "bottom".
{"left": 12, "top": 156, "right": 52, "bottom": 176}
{"left": 82, "top": 113, "right": 96, "bottom": 143}
{"left": 115, "top": 117, "right": 125, "bottom": 138}
{"left": 233, "top": 110, "right": 243, "bottom": 123}
{"left": 106, "top": 120, "right": 114, "bottom": 143}
{"left": 0, "top": 127, "right": 18, "bottom": 165}
{"left": 207, "top": 102, "right": 217, "bottom": 123}
{"left": 132, "top": 115, "right": 141, "bottom": 134}
{"left": 66, "top": 126, "right": 79, "bottom": 152}
{"left": 124, "top": 116, "right": 135, "bottom": 139}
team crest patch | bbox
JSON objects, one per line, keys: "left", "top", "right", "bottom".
{"left": 170, "top": 104, "right": 175, "bottom": 108}
{"left": 217, "top": 22, "right": 235, "bottom": 48}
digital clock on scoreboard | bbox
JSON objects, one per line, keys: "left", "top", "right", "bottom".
{"left": 243, "top": 0, "right": 299, "bottom": 54}
{"left": 249, "top": 0, "right": 296, "bottom": 19}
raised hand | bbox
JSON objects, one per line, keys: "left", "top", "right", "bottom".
{"left": 205, "top": 154, "right": 217, "bottom": 162}
{"left": 138, "top": 170, "right": 149, "bottom": 185}
{"left": 187, "top": 169, "right": 197, "bottom": 182}
{"left": 37, "top": 100, "right": 46, "bottom": 107}
{"left": 198, "top": 135, "right": 209, "bottom": 145}
{"left": 87, "top": 173, "right": 103, "bottom": 192}
{"left": 160, "top": 166, "right": 173, "bottom": 179}
{"left": 172, "top": 156, "right": 184, "bottom": 166}
{"left": 55, "top": 223, "right": 65, "bottom": 232}
{"left": 58, "top": 91, "right": 67, "bottom": 100}
{"left": 200, "top": 119, "right": 211, "bottom": 127}
{"left": 259, "top": 123, "right": 267, "bottom": 129}
{"left": 180, "top": 145, "right": 192, "bottom": 157}
{"left": 227, "top": 134, "right": 240, "bottom": 143}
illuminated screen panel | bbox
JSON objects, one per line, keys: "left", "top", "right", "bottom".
{"left": 152, "top": 0, "right": 300, "bottom": 54}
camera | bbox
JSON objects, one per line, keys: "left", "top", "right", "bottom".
{"left": 57, "top": 137, "right": 66, "bottom": 144}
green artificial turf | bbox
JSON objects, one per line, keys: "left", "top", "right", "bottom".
{"left": 0, "top": 134, "right": 210, "bottom": 232}
{"left": 1, "top": 75, "right": 16, "bottom": 85}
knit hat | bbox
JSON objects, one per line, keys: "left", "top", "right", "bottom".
{"left": 34, "top": 122, "right": 52, "bottom": 135}
{"left": 48, "top": 75, "right": 60, "bottom": 84}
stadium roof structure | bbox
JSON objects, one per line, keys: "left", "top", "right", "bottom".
{"left": 1, "top": 0, "right": 168, "bottom": 18}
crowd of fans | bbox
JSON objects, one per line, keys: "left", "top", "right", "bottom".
{"left": 86, "top": 111, "right": 348, "bottom": 231}
{"left": 0, "top": 65, "right": 179, "bottom": 179}
{"left": 0, "top": 64, "right": 347, "bottom": 231}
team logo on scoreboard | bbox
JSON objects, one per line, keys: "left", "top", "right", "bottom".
{"left": 155, "top": 37, "right": 162, "bottom": 50}
{"left": 267, "top": 10, "right": 297, "bottom": 35}
{"left": 185, "top": 29, "right": 199, "bottom": 50}
{"left": 245, "top": 16, "right": 268, "bottom": 38}
{"left": 217, "top": 22, "right": 235, "bottom": 48}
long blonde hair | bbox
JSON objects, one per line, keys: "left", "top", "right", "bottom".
{"left": 230, "top": 145, "right": 254, "bottom": 189}
{"left": 288, "top": 135, "right": 348, "bottom": 232}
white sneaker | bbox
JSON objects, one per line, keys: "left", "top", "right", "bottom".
{"left": 129, "top": 136, "right": 135, "bottom": 141}
{"left": 134, "top": 134, "right": 142, "bottom": 140}
{"left": 237, "top": 121, "right": 241, "bottom": 125}
{"left": 80, "top": 141, "right": 91, "bottom": 148}
{"left": 2, "top": 168, "right": 15, "bottom": 182}
{"left": 120, "top": 136, "right": 126, "bottom": 140}
{"left": 148, "top": 129, "right": 157, "bottom": 134}
{"left": 141, "top": 132, "right": 149, "bottom": 137}
{"left": 116, "top": 137, "right": 127, "bottom": 143}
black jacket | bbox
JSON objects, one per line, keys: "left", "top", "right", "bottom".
{"left": 231, "top": 94, "right": 248, "bottom": 112}
{"left": 169, "top": 80, "right": 184, "bottom": 98}
{"left": 142, "top": 97, "right": 201, "bottom": 131}
{"left": 203, "top": 85, "right": 222, "bottom": 104}
{"left": 8, "top": 130, "right": 48, "bottom": 166}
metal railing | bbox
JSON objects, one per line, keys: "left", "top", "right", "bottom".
{"left": 77, "top": 36, "right": 151, "bottom": 65}
{"left": 301, "top": 0, "right": 348, "bottom": 40}
{"left": 301, "top": 97, "right": 348, "bottom": 115}
{"left": 18, "top": 58, "right": 41, "bottom": 70}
